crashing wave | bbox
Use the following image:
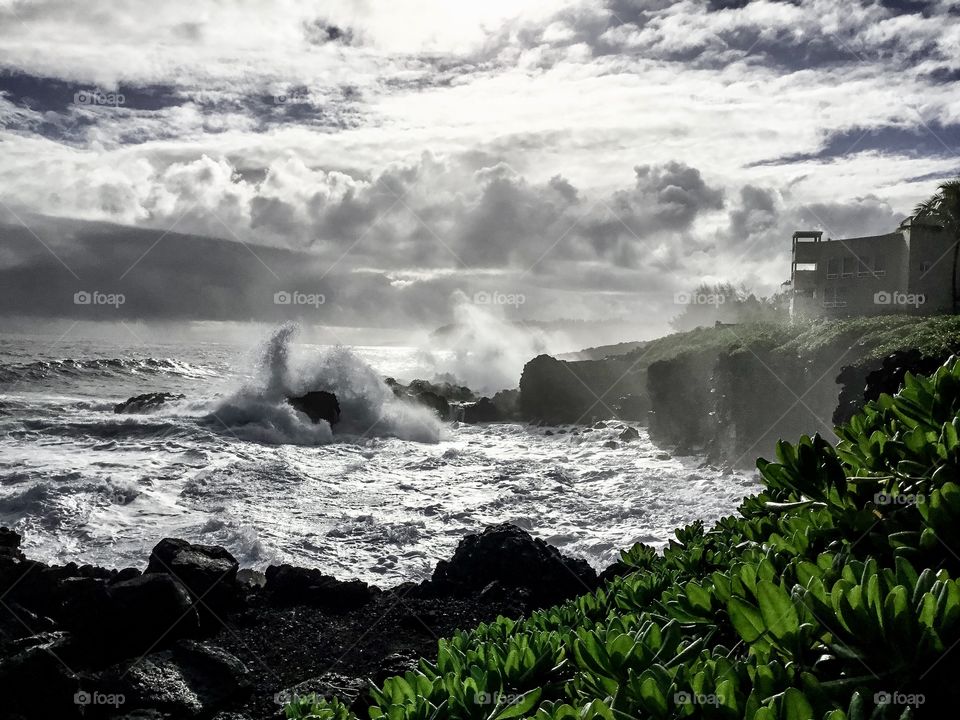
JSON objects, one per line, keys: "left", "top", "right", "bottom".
{"left": 206, "top": 324, "right": 441, "bottom": 445}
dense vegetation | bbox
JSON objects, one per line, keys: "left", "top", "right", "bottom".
{"left": 580, "top": 315, "right": 960, "bottom": 367}
{"left": 290, "top": 356, "right": 960, "bottom": 719}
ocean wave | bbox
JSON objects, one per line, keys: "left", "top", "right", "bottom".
{"left": 0, "top": 356, "right": 218, "bottom": 385}
{"left": 14, "top": 417, "right": 201, "bottom": 442}
{"left": 205, "top": 324, "right": 442, "bottom": 446}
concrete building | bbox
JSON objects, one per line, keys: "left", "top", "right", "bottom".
{"left": 789, "top": 216, "right": 956, "bottom": 317}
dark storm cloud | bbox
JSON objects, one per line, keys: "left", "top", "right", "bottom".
{"left": 556, "top": 0, "right": 956, "bottom": 76}
{"left": 0, "top": 156, "right": 736, "bottom": 324}
{"left": 753, "top": 121, "right": 960, "bottom": 166}
{"left": 0, "top": 71, "right": 366, "bottom": 145}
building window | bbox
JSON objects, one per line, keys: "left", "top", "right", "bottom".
{"left": 841, "top": 256, "right": 854, "bottom": 278}
{"left": 826, "top": 258, "right": 838, "bottom": 279}
{"left": 794, "top": 262, "right": 817, "bottom": 272}
{"left": 858, "top": 255, "right": 872, "bottom": 277}
{"left": 823, "top": 286, "right": 848, "bottom": 308}
{"left": 874, "top": 254, "right": 886, "bottom": 277}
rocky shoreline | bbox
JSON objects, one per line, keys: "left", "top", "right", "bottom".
{"left": 0, "top": 524, "right": 603, "bottom": 720}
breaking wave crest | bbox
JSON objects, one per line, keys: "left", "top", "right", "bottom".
{"left": 207, "top": 324, "right": 442, "bottom": 445}
{"left": 0, "top": 357, "right": 216, "bottom": 385}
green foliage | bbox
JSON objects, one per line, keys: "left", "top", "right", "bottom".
{"left": 292, "top": 358, "right": 960, "bottom": 720}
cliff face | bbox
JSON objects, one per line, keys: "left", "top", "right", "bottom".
{"left": 518, "top": 354, "right": 647, "bottom": 424}
{"left": 518, "top": 317, "right": 960, "bottom": 466}
{"left": 648, "top": 320, "right": 960, "bottom": 465}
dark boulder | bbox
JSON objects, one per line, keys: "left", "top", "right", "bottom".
{"left": 105, "top": 574, "right": 201, "bottom": 652}
{"left": 0, "top": 632, "right": 81, "bottom": 717}
{"left": 276, "top": 672, "right": 367, "bottom": 708}
{"left": 288, "top": 391, "right": 341, "bottom": 425}
{"left": 146, "top": 538, "right": 239, "bottom": 612}
{"left": 427, "top": 523, "right": 597, "bottom": 609}
{"left": 519, "top": 354, "right": 638, "bottom": 424}
{"left": 0, "top": 526, "right": 24, "bottom": 563}
{"left": 89, "top": 640, "right": 250, "bottom": 718}
{"left": 114, "top": 392, "right": 185, "bottom": 414}
{"left": 618, "top": 426, "right": 640, "bottom": 442}
{"left": 490, "top": 389, "right": 520, "bottom": 420}
{"left": 462, "top": 397, "right": 501, "bottom": 424}
{"left": 408, "top": 379, "right": 475, "bottom": 402}
{"left": 413, "top": 391, "right": 450, "bottom": 420}
{"left": 264, "top": 564, "right": 377, "bottom": 611}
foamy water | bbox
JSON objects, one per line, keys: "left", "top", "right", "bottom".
{"left": 0, "top": 327, "right": 759, "bottom": 584}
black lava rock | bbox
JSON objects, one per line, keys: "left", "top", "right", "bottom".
{"left": 106, "top": 574, "right": 201, "bottom": 652}
{"left": 618, "top": 426, "right": 640, "bottom": 442}
{"left": 427, "top": 523, "right": 597, "bottom": 609}
{"left": 0, "top": 526, "right": 24, "bottom": 563}
{"left": 287, "top": 391, "right": 341, "bottom": 425}
{"left": 146, "top": 538, "right": 239, "bottom": 612}
{"left": 414, "top": 391, "right": 450, "bottom": 420}
{"left": 87, "top": 639, "right": 250, "bottom": 717}
{"left": 114, "top": 392, "right": 185, "bottom": 414}
{"left": 462, "top": 397, "right": 501, "bottom": 424}
{"left": 264, "top": 565, "right": 377, "bottom": 611}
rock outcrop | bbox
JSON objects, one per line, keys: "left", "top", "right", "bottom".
{"left": 461, "top": 397, "right": 502, "bottom": 424}
{"left": 385, "top": 378, "right": 477, "bottom": 421}
{"left": 114, "top": 392, "right": 185, "bottom": 414}
{"left": 264, "top": 564, "right": 378, "bottom": 611}
{"left": 425, "top": 523, "right": 598, "bottom": 609}
{"left": 147, "top": 538, "right": 240, "bottom": 613}
{"left": 518, "top": 354, "right": 645, "bottom": 425}
{"left": 288, "top": 390, "right": 341, "bottom": 425}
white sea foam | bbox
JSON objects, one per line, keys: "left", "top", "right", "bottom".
{"left": 207, "top": 324, "right": 441, "bottom": 445}
{"left": 0, "top": 328, "right": 760, "bottom": 583}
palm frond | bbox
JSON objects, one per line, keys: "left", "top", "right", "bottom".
{"left": 914, "top": 198, "right": 940, "bottom": 217}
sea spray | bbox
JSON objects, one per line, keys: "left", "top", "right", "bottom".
{"left": 416, "top": 291, "right": 562, "bottom": 395}
{"left": 207, "top": 324, "right": 441, "bottom": 444}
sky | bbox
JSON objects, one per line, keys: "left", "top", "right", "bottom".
{"left": 0, "top": 0, "right": 959, "bottom": 340}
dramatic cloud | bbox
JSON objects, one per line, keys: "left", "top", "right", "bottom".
{"left": 0, "top": 0, "right": 957, "bottom": 337}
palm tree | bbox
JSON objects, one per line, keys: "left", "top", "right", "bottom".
{"left": 914, "top": 178, "right": 960, "bottom": 314}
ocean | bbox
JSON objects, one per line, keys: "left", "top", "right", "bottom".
{"left": 0, "top": 325, "right": 759, "bottom": 584}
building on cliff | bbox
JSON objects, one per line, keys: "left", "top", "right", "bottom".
{"left": 788, "top": 215, "right": 957, "bottom": 317}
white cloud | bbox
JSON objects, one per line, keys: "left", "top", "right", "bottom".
{"left": 0, "top": 0, "right": 957, "bottom": 331}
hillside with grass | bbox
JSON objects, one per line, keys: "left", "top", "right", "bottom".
{"left": 291, "top": 355, "right": 960, "bottom": 720}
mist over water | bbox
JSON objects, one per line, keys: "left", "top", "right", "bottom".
{"left": 414, "top": 292, "right": 561, "bottom": 395}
